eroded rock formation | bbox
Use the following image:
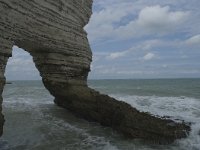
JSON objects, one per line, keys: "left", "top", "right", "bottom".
{"left": 0, "top": 0, "right": 190, "bottom": 143}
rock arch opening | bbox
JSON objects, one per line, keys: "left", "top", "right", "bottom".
{"left": 5, "top": 46, "right": 41, "bottom": 81}
{"left": 1, "top": 45, "right": 54, "bottom": 142}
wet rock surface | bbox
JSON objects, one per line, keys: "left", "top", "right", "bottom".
{"left": 0, "top": 0, "right": 190, "bottom": 143}
{"left": 52, "top": 85, "right": 190, "bottom": 144}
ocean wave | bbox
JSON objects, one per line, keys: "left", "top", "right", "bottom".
{"left": 110, "top": 94, "right": 200, "bottom": 150}
{"left": 38, "top": 114, "right": 119, "bottom": 150}
{"left": 2, "top": 87, "right": 200, "bottom": 149}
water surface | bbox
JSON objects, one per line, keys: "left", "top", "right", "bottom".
{"left": 0, "top": 79, "right": 200, "bottom": 150}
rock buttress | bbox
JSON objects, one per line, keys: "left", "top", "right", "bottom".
{"left": 0, "top": 0, "right": 190, "bottom": 143}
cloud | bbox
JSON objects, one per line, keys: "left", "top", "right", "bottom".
{"left": 117, "top": 5, "right": 189, "bottom": 39}
{"left": 143, "top": 52, "right": 156, "bottom": 61}
{"left": 138, "top": 5, "right": 188, "bottom": 30}
{"left": 107, "top": 51, "right": 128, "bottom": 60}
{"left": 185, "top": 34, "right": 200, "bottom": 46}
{"left": 86, "top": 4, "right": 189, "bottom": 42}
{"left": 85, "top": 1, "right": 135, "bottom": 42}
{"left": 106, "top": 39, "right": 161, "bottom": 61}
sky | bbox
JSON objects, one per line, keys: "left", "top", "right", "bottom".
{"left": 5, "top": 0, "right": 200, "bottom": 80}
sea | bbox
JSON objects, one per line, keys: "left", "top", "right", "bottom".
{"left": 0, "top": 79, "right": 200, "bottom": 150}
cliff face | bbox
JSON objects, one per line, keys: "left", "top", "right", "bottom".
{"left": 0, "top": 0, "right": 190, "bottom": 143}
{"left": 0, "top": 0, "right": 92, "bottom": 136}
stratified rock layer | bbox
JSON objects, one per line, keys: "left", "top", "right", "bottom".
{"left": 0, "top": 0, "right": 92, "bottom": 137}
{"left": 0, "top": 0, "right": 190, "bottom": 143}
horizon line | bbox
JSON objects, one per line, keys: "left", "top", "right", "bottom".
{"left": 6, "top": 77, "right": 200, "bottom": 81}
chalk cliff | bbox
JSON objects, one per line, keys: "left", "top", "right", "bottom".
{"left": 0, "top": 0, "right": 190, "bottom": 143}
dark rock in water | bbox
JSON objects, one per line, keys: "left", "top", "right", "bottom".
{"left": 0, "top": 0, "right": 190, "bottom": 144}
{"left": 52, "top": 86, "right": 190, "bottom": 144}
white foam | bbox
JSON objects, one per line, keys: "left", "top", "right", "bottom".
{"left": 110, "top": 94, "right": 200, "bottom": 150}
{"left": 45, "top": 115, "right": 119, "bottom": 150}
{"left": 3, "top": 97, "right": 54, "bottom": 107}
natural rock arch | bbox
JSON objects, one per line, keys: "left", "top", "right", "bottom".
{"left": 0, "top": 0, "right": 92, "bottom": 135}
{"left": 0, "top": 0, "right": 190, "bottom": 143}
